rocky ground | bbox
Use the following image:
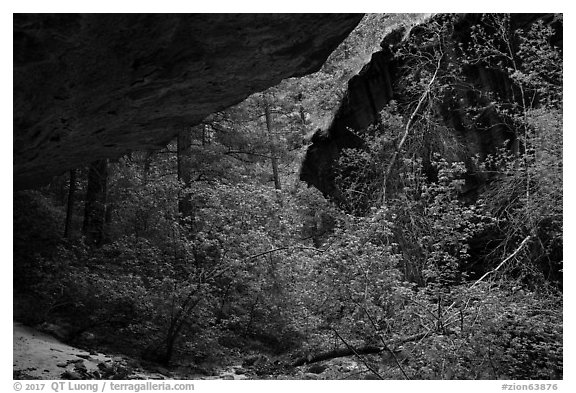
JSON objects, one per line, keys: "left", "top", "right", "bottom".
{"left": 14, "top": 321, "right": 376, "bottom": 380}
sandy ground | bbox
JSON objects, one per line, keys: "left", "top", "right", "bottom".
{"left": 13, "top": 322, "right": 168, "bottom": 380}
{"left": 13, "top": 322, "right": 117, "bottom": 379}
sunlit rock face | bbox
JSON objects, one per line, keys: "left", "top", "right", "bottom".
{"left": 14, "top": 13, "right": 363, "bottom": 189}
{"left": 300, "top": 13, "right": 562, "bottom": 202}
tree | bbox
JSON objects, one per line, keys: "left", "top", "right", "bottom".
{"left": 177, "top": 128, "right": 193, "bottom": 227}
{"left": 64, "top": 169, "right": 77, "bottom": 238}
{"left": 262, "top": 94, "right": 282, "bottom": 191}
{"left": 462, "top": 13, "right": 563, "bottom": 283}
{"left": 83, "top": 159, "right": 108, "bottom": 246}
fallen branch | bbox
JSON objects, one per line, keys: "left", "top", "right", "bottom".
{"left": 293, "top": 346, "right": 383, "bottom": 367}
{"left": 292, "top": 331, "right": 428, "bottom": 367}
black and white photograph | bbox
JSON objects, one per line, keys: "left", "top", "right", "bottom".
{"left": 11, "top": 6, "right": 564, "bottom": 388}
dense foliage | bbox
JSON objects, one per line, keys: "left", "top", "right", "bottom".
{"left": 14, "top": 14, "right": 561, "bottom": 380}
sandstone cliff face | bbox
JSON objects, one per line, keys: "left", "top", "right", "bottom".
{"left": 300, "top": 13, "right": 562, "bottom": 202}
{"left": 14, "top": 14, "right": 363, "bottom": 189}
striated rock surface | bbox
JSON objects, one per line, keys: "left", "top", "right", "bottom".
{"left": 14, "top": 13, "right": 363, "bottom": 189}
{"left": 300, "top": 13, "right": 562, "bottom": 201}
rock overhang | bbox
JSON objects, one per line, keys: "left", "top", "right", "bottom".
{"left": 13, "top": 13, "right": 364, "bottom": 189}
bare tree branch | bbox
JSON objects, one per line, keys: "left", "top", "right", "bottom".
{"left": 380, "top": 49, "right": 443, "bottom": 205}
{"left": 331, "top": 328, "right": 384, "bottom": 380}
{"left": 470, "top": 235, "right": 531, "bottom": 288}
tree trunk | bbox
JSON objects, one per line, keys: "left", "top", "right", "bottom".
{"left": 263, "top": 97, "right": 281, "bottom": 190}
{"left": 177, "top": 128, "right": 193, "bottom": 226}
{"left": 104, "top": 203, "right": 114, "bottom": 243}
{"left": 82, "top": 160, "right": 108, "bottom": 246}
{"left": 143, "top": 150, "right": 154, "bottom": 185}
{"left": 292, "top": 331, "right": 427, "bottom": 367}
{"left": 63, "top": 169, "right": 77, "bottom": 238}
{"left": 292, "top": 345, "right": 384, "bottom": 367}
{"left": 162, "top": 335, "right": 176, "bottom": 366}
{"left": 201, "top": 124, "right": 209, "bottom": 146}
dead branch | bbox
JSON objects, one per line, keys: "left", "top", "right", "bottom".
{"left": 292, "top": 331, "right": 428, "bottom": 367}
{"left": 442, "top": 235, "right": 532, "bottom": 325}
{"left": 470, "top": 235, "right": 531, "bottom": 288}
{"left": 380, "top": 51, "right": 443, "bottom": 205}
{"left": 350, "top": 298, "right": 410, "bottom": 379}
{"left": 292, "top": 345, "right": 383, "bottom": 368}
{"left": 330, "top": 328, "right": 384, "bottom": 379}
